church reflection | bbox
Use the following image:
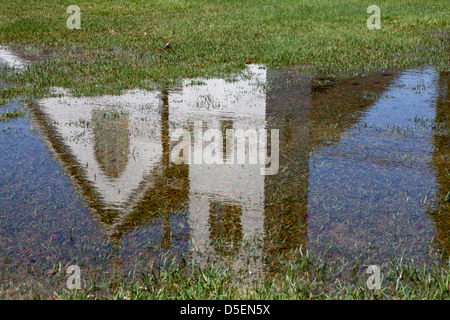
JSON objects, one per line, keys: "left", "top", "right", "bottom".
{"left": 30, "top": 65, "right": 448, "bottom": 270}
{"left": 209, "top": 202, "right": 244, "bottom": 256}
{"left": 263, "top": 69, "right": 398, "bottom": 270}
{"left": 92, "top": 109, "right": 130, "bottom": 179}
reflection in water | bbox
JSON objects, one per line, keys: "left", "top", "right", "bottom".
{"left": 0, "top": 46, "right": 27, "bottom": 70}
{"left": 32, "top": 90, "right": 162, "bottom": 216}
{"left": 430, "top": 71, "right": 450, "bottom": 258}
{"left": 31, "top": 65, "right": 268, "bottom": 255}
{"left": 92, "top": 109, "right": 130, "bottom": 179}
{"left": 263, "top": 69, "right": 311, "bottom": 270}
{"left": 209, "top": 202, "right": 243, "bottom": 256}
{"left": 1, "top": 60, "right": 448, "bottom": 279}
{"left": 307, "top": 68, "right": 447, "bottom": 263}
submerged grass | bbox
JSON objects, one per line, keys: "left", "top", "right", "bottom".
{"left": 0, "top": 1, "right": 448, "bottom": 301}
{"left": 1, "top": 234, "right": 450, "bottom": 300}
{"left": 0, "top": 0, "right": 448, "bottom": 97}
{"left": 0, "top": 110, "right": 25, "bottom": 122}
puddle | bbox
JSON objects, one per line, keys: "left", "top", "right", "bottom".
{"left": 307, "top": 68, "right": 448, "bottom": 263}
{"left": 0, "top": 46, "right": 27, "bottom": 70}
{"left": 0, "top": 45, "right": 56, "bottom": 71}
{"left": 31, "top": 65, "right": 269, "bottom": 247}
{"left": 0, "top": 45, "right": 449, "bottom": 286}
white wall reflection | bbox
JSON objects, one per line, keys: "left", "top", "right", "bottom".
{"left": 169, "top": 65, "right": 267, "bottom": 249}
{"left": 0, "top": 46, "right": 27, "bottom": 70}
{"left": 38, "top": 90, "right": 163, "bottom": 209}
{"left": 35, "top": 64, "right": 272, "bottom": 254}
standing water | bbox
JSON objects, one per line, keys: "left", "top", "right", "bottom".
{"left": 0, "top": 48, "right": 448, "bottom": 294}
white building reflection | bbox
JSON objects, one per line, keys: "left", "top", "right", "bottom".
{"left": 33, "top": 65, "right": 278, "bottom": 256}
{"left": 29, "top": 52, "right": 442, "bottom": 267}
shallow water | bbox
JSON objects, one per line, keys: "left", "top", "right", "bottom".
{"left": 0, "top": 49, "right": 449, "bottom": 286}
{"left": 307, "top": 68, "right": 447, "bottom": 262}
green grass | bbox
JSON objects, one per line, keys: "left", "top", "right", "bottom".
{"left": 0, "top": 109, "right": 25, "bottom": 122}
{"left": 2, "top": 238, "right": 450, "bottom": 300}
{"left": 0, "top": 0, "right": 448, "bottom": 300}
{"left": 0, "top": 0, "right": 448, "bottom": 97}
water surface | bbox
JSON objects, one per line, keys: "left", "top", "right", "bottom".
{"left": 0, "top": 50, "right": 448, "bottom": 286}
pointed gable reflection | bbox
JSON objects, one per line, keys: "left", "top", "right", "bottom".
{"left": 31, "top": 65, "right": 269, "bottom": 252}
{"left": 31, "top": 62, "right": 444, "bottom": 270}
{"left": 263, "top": 68, "right": 400, "bottom": 271}
{"left": 34, "top": 89, "right": 163, "bottom": 213}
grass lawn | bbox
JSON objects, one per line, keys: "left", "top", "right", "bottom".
{"left": 2, "top": 240, "right": 450, "bottom": 300}
{"left": 0, "top": 0, "right": 448, "bottom": 98}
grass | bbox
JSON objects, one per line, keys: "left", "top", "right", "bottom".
{"left": 0, "top": 0, "right": 448, "bottom": 300}
{"left": 1, "top": 236, "right": 450, "bottom": 300}
{"left": 0, "top": 0, "right": 448, "bottom": 98}
{"left": 0, "top": 109, "right": 25, "bottom": 122}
